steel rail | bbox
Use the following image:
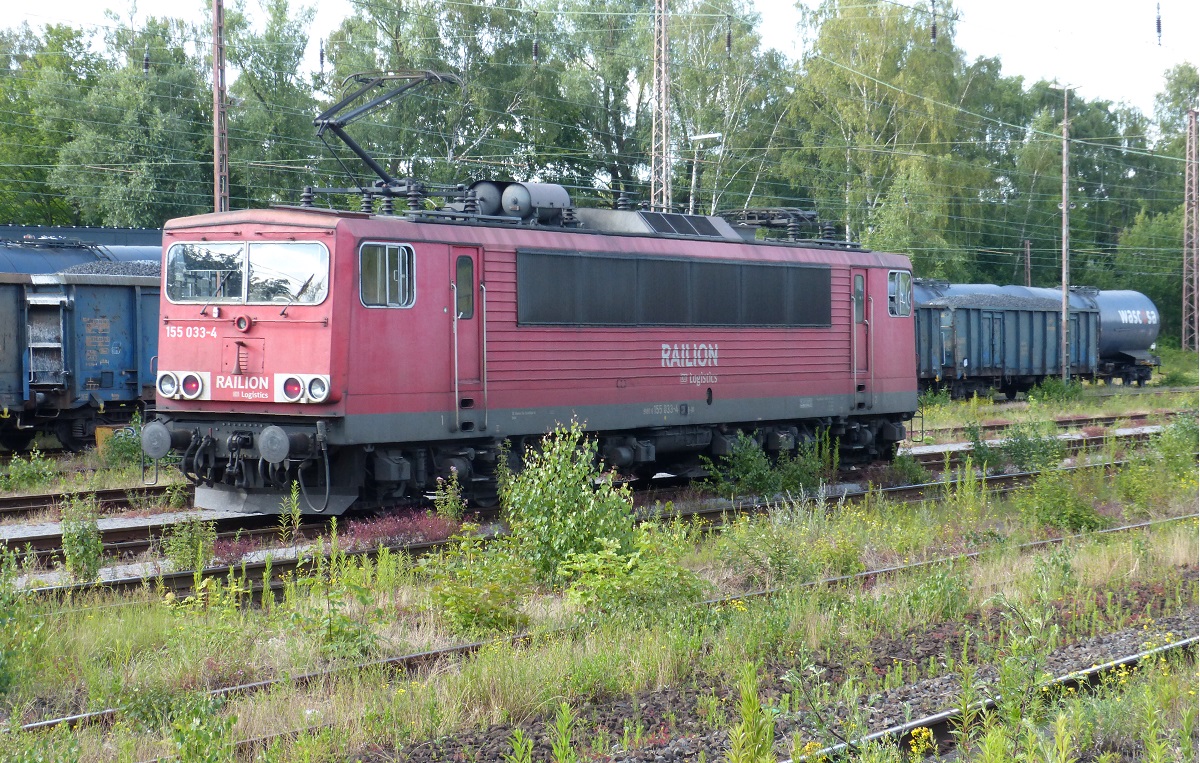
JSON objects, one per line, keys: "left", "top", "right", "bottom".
{"left": 786, "top": 636, "right": 1200, "bottom": 762}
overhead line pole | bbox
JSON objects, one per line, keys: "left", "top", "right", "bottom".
{"left": 213, "top": 0, "right": 229, "bottom": 213}
{"left": 1183, "top": 108, "right": 1198, "bottom": 351}
{"left": 1060, "top": 86, "right": 1071, "bottom": 383}
{"left": 651, "top": 0, "right": 671, "bottom": 211}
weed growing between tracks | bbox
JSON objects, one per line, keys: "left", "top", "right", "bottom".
{"left": 60, "top": 495, "right": 102, "bottom": 582}
{"left": 0, "top": 427, "right": 1194, "bottom": 761}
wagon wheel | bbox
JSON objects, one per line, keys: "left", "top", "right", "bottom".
{"left": 55, "top": 421, "right": 88, "bottom": 452}
{"left": 0, "top": 430, "right": 35, "bottom": 452}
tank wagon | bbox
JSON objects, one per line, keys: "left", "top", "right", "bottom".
{"left": 1074, "top": 289, "right": 1160, "bottom": 386}
{"left": 913, "top": 281, "right": 1159, "bottom": 398}
{"left": 141, "top": 188, "right": 918, "bottom": 514}
{"left": 0, "top": 230, "right": 162, "bottom": 450}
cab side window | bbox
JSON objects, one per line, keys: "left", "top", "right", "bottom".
{"left": 888, "top": 271, "right": 911, "bottom": 317}
{"left": 360, "top": 243, "right": 415, "bottom": 307}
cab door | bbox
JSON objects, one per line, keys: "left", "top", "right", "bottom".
{"left": 451, "top": 246, "right": 485, "bottom": 431}
{"left": 851, "top": 269, "right": 869, "bottom": 409}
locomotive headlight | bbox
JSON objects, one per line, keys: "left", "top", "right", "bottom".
{"left": 180, "top": 373, "right": 204, "bottom": 400}
{"left": 307, "top": 376, "right": 330, "bottom": 403}
{"left": 157, "top": 372, "right": 180, "bottom": 398}
{"left": 282, "top": 376, "right": 304, "bottom": 402}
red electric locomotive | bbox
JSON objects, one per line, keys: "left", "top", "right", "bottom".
{"left": 141, "top": 188, "right": 917, "bottom": 514}
{"left": 141, "top": 72, "right": 916, "bottom": 514}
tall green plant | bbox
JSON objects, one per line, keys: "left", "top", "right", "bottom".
{"left": 703, "top": 432, "right": 781, "bottom": 499}
{"left": 60, "top": 496, "right": 102, "bottom": 581}
{"left": 501, "top": 420, "right": 635, "bottom": 585}
{"left": 726, "top": 662, "right": 776, "bottom": 763}
{"left": 162, "top": 515, "right": 216, "bottom": 572}
{"left": 0, "top": 550, "right": 41, "bottom": 694}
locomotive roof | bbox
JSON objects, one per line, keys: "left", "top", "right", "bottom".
{"left": 164, "top": 206, "right": 912, "bottom": 269}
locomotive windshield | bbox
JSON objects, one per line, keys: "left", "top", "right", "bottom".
{"left": 166, "top": 242, "right": 329, "bottom": 305}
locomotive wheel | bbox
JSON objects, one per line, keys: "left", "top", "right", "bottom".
{"left": 0, "top": 431, "right": 35, "bottom": 452}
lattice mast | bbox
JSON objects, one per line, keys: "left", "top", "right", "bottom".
{"left": 213, "top": 0, "right": 229, "bottom": 213}
{"left": 1184, "top": 108, "right": 1198, "bottom": 350}
{"left": 651, "top": 0, "right": 671, "bottom": 210}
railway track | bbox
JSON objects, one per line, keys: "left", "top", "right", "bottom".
{"left": 15, "top": 457, "right": 1153, "bottom": 604}
{"left": 793, "top": 636, "right": 1199, "bottom": 762}
{"left": 0, "top": 484, "right": 184, "bottom": 521}
{"left": 20, "top": 512, "right": 1195, "bottom": 745}
{"left": 905, "top": 425, "right": 1161, "bottom": 469}
{"left": 915, "top": 410, "right": 1171, "bottom": 443}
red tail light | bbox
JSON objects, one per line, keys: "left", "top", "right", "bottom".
{"left": 282, "top": 376, "right": 304, "bottom": 401}
{"left": 180, "top": 373, "right": 203, "bottom": 400}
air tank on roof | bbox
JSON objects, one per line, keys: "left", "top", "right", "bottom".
{"left": 500, "top": 182, "right": 571, "bottom": 223}
{"left": 468, "top": 180, "right": 505, "bottom": 217}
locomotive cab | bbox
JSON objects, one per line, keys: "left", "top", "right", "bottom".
{"left": 143, "top": 213, "right": 355, "bottom": 513}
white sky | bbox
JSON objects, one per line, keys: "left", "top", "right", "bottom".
{"left": 5, "top": 0, "right": 1197, "bottom": 118}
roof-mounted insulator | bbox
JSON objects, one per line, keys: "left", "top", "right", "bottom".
{"left": 464, "top": 188, "right": 479, "bottom": 215}
{"left": 533, "top": 12, "right": 540, "bottom": 66}
{"left": 300, "top": 186, "right": 314, "bottom": 207}
{"left": 380, "top": 196, "right": 394, "bottom": 215}
{"left": 616, "top": 191, "right": 630, "bottom": 210}
{"left": 360, "top": 192, "right": 374, "bottom": 213}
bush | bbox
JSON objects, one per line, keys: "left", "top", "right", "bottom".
{"left": 1117, "top": 414, "right": 1199, "bottom": 512}
{"left": 101, "top": 412, "right": 144, "bottom": 467}
{"left": 60, "top": 496, "right": 103, "bottom": 581}
{"left": 887, "top": 452, "right": 931, "bottom": 485}
{"left": 1027, "top": 377, "right": 1083, "bottom": 404}
{"left": 434, "top": 466, "right": 467, "bottom": 521}
{"left": 998, "top": 422, "right": 1065, "bottom": 472}
{"left": 557, "top": 524, "right": 710, "bottom": 620}
{"left": 1014, "top": 470, "right": 1104, "bottom": 531}
{"left": 778, "top": 430, "right": 839, "bottom": 494}
{"left": 501, "top": 420, "right": 636, "bottom": 585}
{"left": 918, "top": 387, "right": 951, "bottom": 409}
{"left": 702, "top": 432, "right": 781, "bottom": 499}
{"left": 423, "top": 527, "right": 531, "bottom": 635}
{"left": 162, "top": 515, "right": 217, "bottom": 572}
{"left": 0, "top": 447, "right": 56, "bottom": 493}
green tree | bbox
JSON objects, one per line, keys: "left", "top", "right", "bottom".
{"left": 671, "top": 0, "right": 791, "bottom": 213}
{"left": 226, "top": 0, "right": 320, "bottom": 206}
{"left": 862, "top": 156, "right": 969, "bottom": 278}
{"left": 1111, "top": 206, "right": 1184, "bottom": 342}
{"left": 0, "top": 24, "right": 102, "bottom": 223}
{"left": 45, "top": 17, "right": 210, "bottom": 226}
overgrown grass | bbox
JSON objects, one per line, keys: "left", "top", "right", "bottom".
{"left": 916, "top": 386, "right": 1195, "bottom": 438}
{"left": 0, "top": 425, "right": 1193, "bottom": 761}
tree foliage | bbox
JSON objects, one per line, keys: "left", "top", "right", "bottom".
{"left": 0, "top": 2, "right": 1192, "bottom": 337}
